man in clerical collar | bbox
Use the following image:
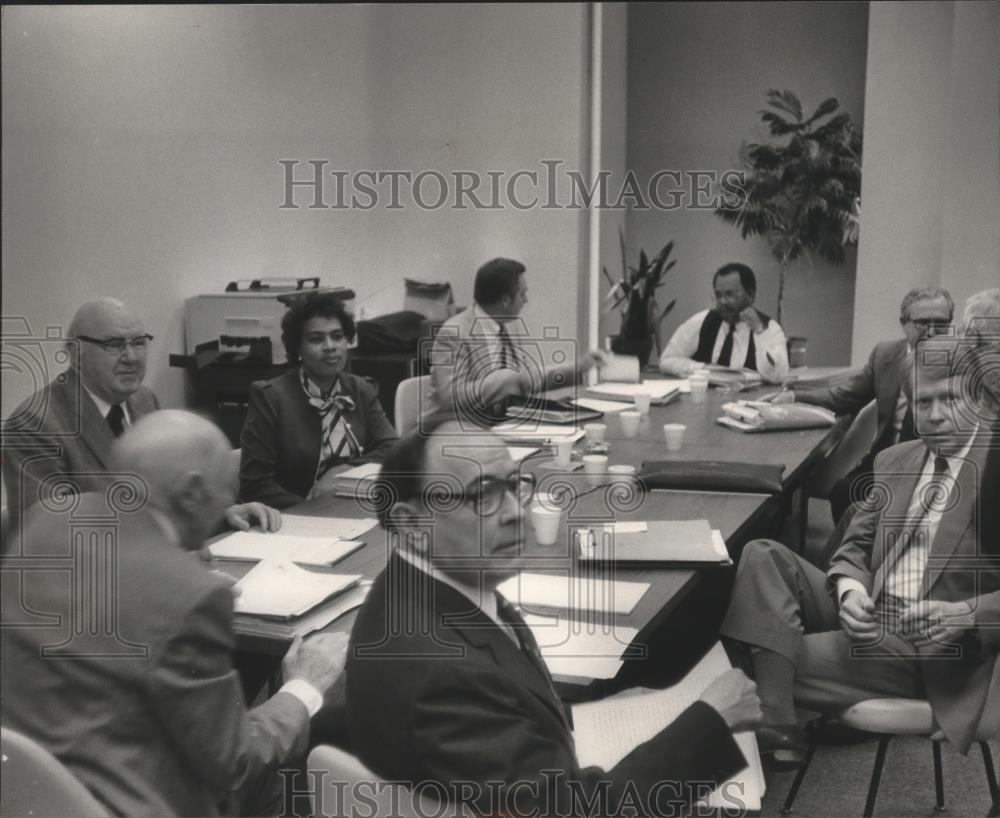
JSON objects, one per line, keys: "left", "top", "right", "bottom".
{"left": 659, "top": 262, "right": 789, "bottom": 383}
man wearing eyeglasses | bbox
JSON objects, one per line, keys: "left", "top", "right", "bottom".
{"left": 768, "top": 286, "right": 954, "bottom": 523}
{"left": 346, "top": 417, "right": 760, "bottom": 816}
{"left": 3, "top": 298, "right": 277, "bottom": 540}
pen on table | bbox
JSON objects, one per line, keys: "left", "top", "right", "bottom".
{"left": 765, "top": 382, "right": 792, "bottom": 403}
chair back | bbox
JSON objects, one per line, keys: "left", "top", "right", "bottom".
{"left": 306, "top": 744, "right": 457, "bottom": 818}
{"left": 808, "top": 398, "right": 878, "bottom": 499}
{"left": 0, "top": 727, "right": 110, "bottom": 817}
{"left": 394, "top": 375, "right": 431, "bottom": 436}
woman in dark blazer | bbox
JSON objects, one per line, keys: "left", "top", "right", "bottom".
{"left": 239, "top": 293, "right": 399, "bottom": 509}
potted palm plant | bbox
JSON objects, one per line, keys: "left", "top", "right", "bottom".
{"left": 604, "top": 229, "right": 677, "bottom": 367}
{"left": 715, "top": 89, "right": 862, "bottom": 353}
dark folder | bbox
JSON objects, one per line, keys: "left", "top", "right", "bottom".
{"left": 637, "top": 460, "right": 785, "bottom": 494}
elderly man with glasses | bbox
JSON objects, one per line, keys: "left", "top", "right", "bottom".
{"left": 3, "top": 297, "right": 276, "bottom": 540}
{"left": 345, "top": 415, "right": 761, "bottom": 817}
{"left": 768, "top": 286, "right": 954, "bottom": 523}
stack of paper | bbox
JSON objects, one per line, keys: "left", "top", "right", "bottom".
{"left": 280, "top": 515, "right": 377, "bottom": 540}
{"left": 334, "top": 463, "right": 382, "bottom": 498}
{"left": 523, "top": 613, "right": 639, "bottom": 680}
{"left": 586, "top": 380, "right": 685, "bottom": 404}
{"left": 234, "top": 560, "right": 361, "bottom": 619}
{"left": 571, "top": 642, "right": 765, "bottom": 811}
{"left": 576, "top": 520, "right": 731, "bottom": 565}
{"left": 497, "top": 572, "right": 649, "bottom": 616}
{"left": 492, "top": 422, "right": 586, "bottom": 445}
{"left": 209, "top": 531, "right": 364, "bottom": 567}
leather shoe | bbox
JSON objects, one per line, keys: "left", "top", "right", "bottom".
{"left": 756, "top": 723, "right": 808, "bottom": 754}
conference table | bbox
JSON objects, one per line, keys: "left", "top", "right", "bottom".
{"left": 224, "top": 370, "right": 850, "bottom": 699}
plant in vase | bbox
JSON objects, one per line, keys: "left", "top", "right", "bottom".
{"left": 603, "top": 229, "right": 677, "bottom": 368}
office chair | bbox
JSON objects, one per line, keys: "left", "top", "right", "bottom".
{"left": 780, "top": 698, "right": 1000, "bottom": 818}
{"left": 394, "top": 375, "right": 431, "bottom": 436}
{"left": 0, "top": 726, "right": 110, "bottom": 818}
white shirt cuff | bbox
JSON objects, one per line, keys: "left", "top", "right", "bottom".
{"left": 279, "top": 679, "right": 324, "bottom": 717}
{"left": 836, "top": 577, "right": 868, "bottom": 605}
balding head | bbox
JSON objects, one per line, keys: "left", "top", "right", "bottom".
{"left": 68, "top": 298, "right": 149, "bottom": 404}
{"left": 112, "top": 410, "right": 234, "bottom": 549}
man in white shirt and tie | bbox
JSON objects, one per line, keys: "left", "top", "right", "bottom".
{"left": 658, "top": 262, "right": 789, "bottom": 382}
{"left": 427, "top": 258, "right": 604, "bottom": 419}
{"left": 3, "top": 297, "right": 277, "bottom": 540}
{"left": 720, "top": 336, "right": 999, "bottom": 769}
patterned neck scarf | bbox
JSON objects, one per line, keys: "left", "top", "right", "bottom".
{"left": 300, "top": 369, "right": 363, "bottom": 481}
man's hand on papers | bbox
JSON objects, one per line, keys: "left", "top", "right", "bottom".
{"left": 839, "top": 589, "right": 880, "bottom": 643}
{"left": 698, "top": 668, "right": 762, "bottom": 732}
{"left": 282, "top": 631, "right": 349, "bottom": 695}
{"left": 224, "top": 502, "right": 281, "bottom": 532}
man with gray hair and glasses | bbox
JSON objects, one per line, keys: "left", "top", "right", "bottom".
{"left": 769, "top": 286, "right": 954, "bottom": 522}
{"left": 3, "top": 297, "right": 276, "bottom": 540}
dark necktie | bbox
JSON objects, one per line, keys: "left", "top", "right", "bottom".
{"left": 717, "top": 322, "right": 736, "bottom": 367}
{"left": 498, "top": 323, "right": 517, "bottom": 370}
{"left": 495, "top": 593, "right": 563, "bottom": 708}
{"left": 106, "top": 403, "right": 125, "bottom": 437}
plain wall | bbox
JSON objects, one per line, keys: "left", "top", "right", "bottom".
{"left": 625, "top": 1, "right": 869, "bottom": 366}
{"left": 2, "top": 4, "right": 590, "bottom": 414}
{"left": 853, "top": 0, "right": 1000, "bottom": 360}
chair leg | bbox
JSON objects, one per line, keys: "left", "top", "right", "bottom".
{"left": 863, "top": 735, "right": 891, "bottom": 818}
{"left": 932, "top": 740, "right": 945, "bottom": 812}
{"left": 981, "top": 741, "right": 1000, "bottom": 818}
{"left": 780, "top": 737, "right": 819, "bottom": 815}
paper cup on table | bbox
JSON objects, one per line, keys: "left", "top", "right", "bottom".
{"left": 583, "top": 423, "right": 607, "bottom": 445}
{"left": 607, "top": 464, "right": 636, "bottom": 485}
{"left": 619, "top": 410, "right": 641, "bottom": 438}
{"left": 663, "top": 423, "right": 686, "bottom": 452}
{"left": 552, "top": 437, "right": 574, "bottom": 468}
{"left": 633, "top": 393, "right": 651, "bottom": 414}
{"left": 531, "top": 504, "right": 563, "bottom": 546}
{"left": 582, "top": 454, "right": 608, "bottom": 486}
{"left": 689, "top": 371, "right": 710, "bottom": 404}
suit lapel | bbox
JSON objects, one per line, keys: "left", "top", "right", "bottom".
{"left": 62, "top": 370, "right": 116, "bottom": 470}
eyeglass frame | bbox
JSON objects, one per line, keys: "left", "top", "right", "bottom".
{"left": 427, "top": 472, "right": 536, "bottom": 517}
{"left": 75, "top": 334, "right": 155, "bottom": 354}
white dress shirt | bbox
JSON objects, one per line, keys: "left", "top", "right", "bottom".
{"left": 83, "top": 385, "right": 131, "bottom": 428}
{"left": 659, "top": 309, "right": 789, "bottom": 382}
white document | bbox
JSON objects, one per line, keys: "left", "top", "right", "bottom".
{"left": 523, "top": 613, "right": 638, "bottom": 680}
{"left": 497, "top": 572, "right": 649, "bottom": 616}
{"left": 572, "top": 642, "right": 765, "bottom": 811}
{"left": 507, "top": 446, "right": 540, "bottom": 463}
{"left": 570, "top": 398, "right": 629, "bottom": 414}
{"left": 234, "top": 560, "right": 361, "bottom": 619}
{"left": 209, "top": 531, "right": 364, "bottom": 566}
{"left": 279, "top": 515, "right": 378, "bottom": 540}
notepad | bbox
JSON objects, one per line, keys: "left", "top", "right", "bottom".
{"left": 570, "top": 398, "right": 630, "bottom": 414}
{"left": 576, "top": 520, "right": 731, "bottom": 565}
{"left": 334, "top": 462, "right": 382, "bottom": 497}
{"left": 572, "top": 642, "right": 765, "bottom": 811}
{"left": 497, "top": 572, "right": 649, "bottom": 616}
{"left": 492, "top": 422, "right": 586, "bottom": 445}
{"left": 279, "top": 515, "right": 377, "bottom": 540}
{"left": 586, "top": 380, "right": 684, "bottom": 404}
{"left": 209, "top": 532, "right": 364, "bottom": 567}
{"left": 234, "top": 560, "right": 361, "bottom": 619}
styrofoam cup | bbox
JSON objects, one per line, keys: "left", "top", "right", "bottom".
{"left": 689, "top": 375, "right": 709, "bottom": 404}
{"left": 583, "top": 423, "right": 607, "bottom": 444}
{"left": 619, "top": 410, "right": 641, "bottom": 438}
{"left": 607, "top": 464, "right": 636, "bottom": 485}
{"left": 553, "top": 437, "right": 574, "bottom": 467}
{"left": 633, "top": 393, "right": 651, "bottom": 414}
{"left": 582, "top": 454, "right": 608, "bottom": 485}
{"left": 531, "top": 505, "right": 563, "bottom": 546}
{"left": 663, "top": 423, "right": 686, "bottom": 451}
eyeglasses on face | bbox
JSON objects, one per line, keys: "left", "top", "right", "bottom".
{"left": 76, "top": 334, "right": 154, "bottom": 354}
{"left": 905, "top": 318, "right": 951, "bottom": 332}
{"left": 429, "top": 473, "right": 536, "bottom": 517}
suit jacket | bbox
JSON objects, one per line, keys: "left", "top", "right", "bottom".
{"left": 2, "top": 368, "right": 159, "bottom": 539}
{"left": 795, "top": 338, "right": 909, "bottom": 457}
{"left": 427, "top": 306, "right": 549, "bottom": 417}
{"left": 346, "top": 553, "right": 746, "bottom": 817}
{"left": 239, "top": 369, "right": 399, "bottom": 509}
{"left": 0, "top": 496, "right": 310, "bottom": 817}
{"left": 827, "top": 436, "right": 1000, "bottom": 752}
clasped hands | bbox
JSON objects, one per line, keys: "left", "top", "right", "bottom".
{"left": 840, "top": 590, "right": 974, "bottom": 648}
